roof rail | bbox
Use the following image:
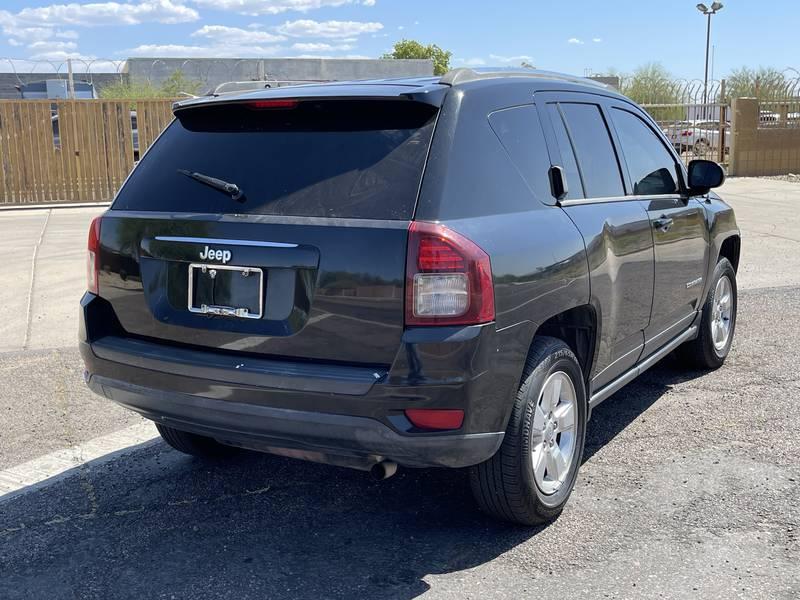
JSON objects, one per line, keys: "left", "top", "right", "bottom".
{"left": 439, "top": 67, "right": 609, "bottom": 89}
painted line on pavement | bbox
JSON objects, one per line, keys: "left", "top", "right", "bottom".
{"left": 0, "top": 421, "right": 159, "bottom": 503}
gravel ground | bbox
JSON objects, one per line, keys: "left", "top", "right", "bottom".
{"left": 755, "top": 174, "right": 800, "bottom": 183}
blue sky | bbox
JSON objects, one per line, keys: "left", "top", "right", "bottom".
{"left": 0, "top": 0, "right": 797, "bottom": 80}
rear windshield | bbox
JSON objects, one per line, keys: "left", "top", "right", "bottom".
{"left": 112, "top": 99, "right": 438, "bottom": 220}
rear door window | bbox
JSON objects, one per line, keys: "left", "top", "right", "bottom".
{"left": 610, "top": 108, "right": 680, "bottom": 196}
{"left": 112, "top": 100, "right": 438, "bottom": 220}
{"left": 557, "top": 103, "right": 625, "bottom": 198}
{"left": 488, "top": 105, "right": 553, "bottom": 204}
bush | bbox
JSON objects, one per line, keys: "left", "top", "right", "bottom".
{"left": 100, "top": 70, "right": 201, "bottom": 99}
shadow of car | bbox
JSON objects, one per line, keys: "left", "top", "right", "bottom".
{"left": 0, "top": 359, "right": 693, "bottom": 599}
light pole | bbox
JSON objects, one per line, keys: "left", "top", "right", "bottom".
{"left": 697, "top": 2, "right": 723, "bottom": 107}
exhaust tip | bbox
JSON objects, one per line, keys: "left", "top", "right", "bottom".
{"left": 370, "top": 461, "right": 398, "bottom": 481}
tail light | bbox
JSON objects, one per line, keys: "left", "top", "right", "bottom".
{"left": 246, "top": 99, "right": 298, "bottom": 109}
{"left": 405, "top": 221, "right": 494, "bottom": 326}
{"left": 87, "top": 216, "right": 101, "bottom": 295}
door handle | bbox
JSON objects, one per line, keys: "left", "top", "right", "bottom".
{"left": 653, "top": 216, "right": 674, "bottom": 232}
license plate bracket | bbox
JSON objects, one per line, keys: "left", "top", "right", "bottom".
{"left": 188, "top": 263, "right": 264, "bottom": 320}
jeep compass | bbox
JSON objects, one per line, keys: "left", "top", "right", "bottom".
{"left": 80, "top": 68, "right": 740, "bottom": 525}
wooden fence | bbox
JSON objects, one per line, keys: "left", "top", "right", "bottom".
{"left": 0, "top": 99, "right": 174, "bottom": 205}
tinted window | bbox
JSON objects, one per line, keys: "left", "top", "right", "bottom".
{"left": 611, "top": 108, "right": 679, "bottom": 195}
{"left": 546, "top": 104, "right": 584, "bottom": 199}
{"left": 488, "top": 105, "right": 553, "bottom": 203}
{"left": 559, "top": 103, "right": 625, "bottom": 198}
{"left": 113, "top": 100, "right": 437, "bottom": 220}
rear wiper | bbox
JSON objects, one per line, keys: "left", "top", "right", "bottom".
{"left": 177, "top": 169, "right": 245, "bottom": 202}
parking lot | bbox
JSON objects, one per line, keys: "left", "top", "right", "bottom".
{"left": 1, "top": 178, "right": 799, "bottom": 599}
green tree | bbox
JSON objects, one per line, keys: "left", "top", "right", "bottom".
{"left": 100, "top": 70, "right": 201, "bottom": 99}
{"left": 726, "top": 66, "right": 788, "bottom": 100}
{"left": 99, "top": 79, "right": 163, "bottom": 99}
{"left": 381, "top": 39, "right": 452, "bottom": 75}
{"left": 160, "top": 70, "right": 202, "bottom": 97}
{"left": 618, "top": 62, "right": 680, "bottom": 105}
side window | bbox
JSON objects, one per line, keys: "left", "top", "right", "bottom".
{"left": 488, "top": 105, "right": 554, "bottom": 204}
{"left": 559, "top": 103, "right": 625, "bottom": 198}
{"left": 546, "top": 104, "right": 584, "bottom": 199}
{"left": 611, "top": 108, "right": 679, "bottom": 196}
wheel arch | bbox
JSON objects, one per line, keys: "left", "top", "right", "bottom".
{"left": 529, "top": 304, "right": 598, "bottom": 387}
{"left": 719, "top": 234, "right": 741, "bottom": 272}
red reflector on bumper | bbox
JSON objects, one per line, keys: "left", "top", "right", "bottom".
{"left": 405, "top": 409, "right": 464, "bottom": 431}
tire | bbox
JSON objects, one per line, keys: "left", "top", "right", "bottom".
{"left": 469, "top": 337, "right": 587, "bottom": 526}
{"left": 677, "top": 257, "right": 737, "bottom": 369}
{"left": 156, "top": 423, "right": 235, "bottom": 458}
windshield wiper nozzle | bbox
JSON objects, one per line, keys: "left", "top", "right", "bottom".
{"left": 177, "top": 169, "right": 245, "bottom": 202}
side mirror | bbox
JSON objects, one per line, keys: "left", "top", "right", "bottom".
{"left": 687, "top": 159, "right": 726, "bottom": 195}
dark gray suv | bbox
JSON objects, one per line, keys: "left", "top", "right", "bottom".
{"left": 80, "top": 68, "right": 739, "bottom": 525}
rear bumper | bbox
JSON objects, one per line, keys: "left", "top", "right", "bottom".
{"left": 87, "top": 374, "right": 503, "bottom": 468}
{"left": 79, "top": 294, "right": 525, "bottom": 469}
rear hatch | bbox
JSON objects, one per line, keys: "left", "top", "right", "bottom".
{"left": 100, "top": 96, "right": 439, "bottom": 366}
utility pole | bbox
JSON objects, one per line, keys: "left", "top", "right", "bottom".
{"left": 696, "top": 3, "right": 724, "bottom": 108}
{"left": 67, "top": 58, "right": 76, "bottom": 100}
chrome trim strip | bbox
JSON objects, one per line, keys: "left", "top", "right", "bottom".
{"left": 592, "top": 342, "right": 644, "bottom": 380}
{"left": 646, "top": 312, "right": 697, "bottom": 346}
{"left": 559, "top": 194, "right": 683, "bottom": 207}
{"left": 589, "top": 325, "right": 698, "bottom": 412}
{"left": 155, "top": 236, "right": 298, "bottom": 249}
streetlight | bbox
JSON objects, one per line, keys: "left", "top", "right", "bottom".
{"left": 697, "top": 2, "right": 723, "bottom": 107}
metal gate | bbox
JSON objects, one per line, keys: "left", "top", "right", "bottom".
{"left": 641, "top": 101, "right": 730, "bottom": 165}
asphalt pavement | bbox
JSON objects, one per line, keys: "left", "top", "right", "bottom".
{"left": 0, "top": 179, "right": 798, "bottom": 599}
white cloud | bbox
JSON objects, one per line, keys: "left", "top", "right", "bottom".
{"left": 189, "top": 0, "right": 373, "bottom": 16}
{"left": 592, "top": 37, "right": 602, "bottom": 43}
{"left": 127, "top": 42, "right": 285, "bottom": 58}
{"left": 127, "top": 19, "right": 373, "bottom": 59}
{"left": 454, "top": 57, "right": 486, "bottom": 67}
{"left": 0, "top": 12, "right": 81, "bottom": 47}
{"left": 292, "top": 53, "right": 371, "bottom": 59}
{"left": 191, "top": 24, "right": 286, "bottom": 44}
{"left": 27, "top": 40, "right": 80, "bottom": 60}
{"left": 489, "top": 54, "right": 534, "bottom": 64}
{"left": 5, "top": 26, "right": 58, "bottom": 43}
{"left": 291, "top": 41, "right": 353, "bottom": 52}
{"left": 127, "top": 43, "right": 216, "bottom": 58}
{"left": 8, "top": 1, "right": 198, "bottom": 28}
{"left": 567, "top": 37, "right": 584, "bottom": 45}
{"left": 28, "top": 40, "right": 78, "bottom": 51}
{"left": 276, "top": 19, "right": 383, "bottom": 38}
